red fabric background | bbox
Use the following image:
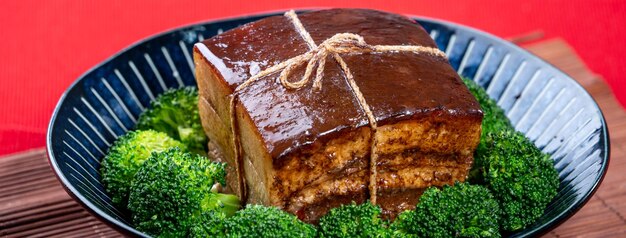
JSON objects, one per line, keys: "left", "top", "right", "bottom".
{"left": 1, "top": 0, "right": 625, "bottom": 156}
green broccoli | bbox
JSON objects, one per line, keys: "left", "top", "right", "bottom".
{"left": 127, "top": 148, "right": 240, "bottom": 237}
{"left": 136, "top": 87, "right": 208, "bottom": 155}
{"left": 189, "top": 210, "right": 227, "bottom": 238}
{"left": 475, "top": 130, "right": 559, "bottom": 231}
{"left": 462, "top": 77, "right": 515, "bottom": 184}
{"left": 224, "top": 204, "right": 317, "bottom": 238}
{"left": 390, "top": 182, "right": 501, "bottom": 238}
{"left": 318, "top": 202, "right": 389, "bottom": 238}
{"left": 461, "top": 78, "right": 514, "bottom": 135}
{"left": 100, "top": 130, "right": 185, "bottom": 208}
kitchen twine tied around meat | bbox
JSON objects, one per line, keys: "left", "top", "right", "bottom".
{"left": 233, "top": 10, "right": 447, "bottom": 128}
{"left": 228, "top": 10, "right": 448, "bottom": 201}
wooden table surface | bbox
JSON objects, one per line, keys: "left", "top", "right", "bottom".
{"left": 0, "top": 39, "right": 624, "bottom": 237}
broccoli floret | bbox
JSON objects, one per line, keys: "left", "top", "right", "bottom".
{"left": 189, "top": 210, "right": 227, "bottom": 238}
{"left": 100, "top": 130, "right": 185, "bottom": 208}
{"left": 476, "top": 130, "right": 559, "bottom": 231}
{"left": 462, "top": 77, "right": 515, "bottom": 184}
{"left": 224, "top": 204, "right": 317, "bottom": 238}
{"left": 461, "top": 78, "right": 514, "bottom": 135}
{"left": 128, "top": 148, "right": 240, "bottom": 237}
{"left": 390, "top": 183, "right": 501, "bottom": 238}
{"left": 136, "top": 87, "right": 208, "bottom": 155}
{"left": 318, "top": 202, "right": 389, "bottom": 238}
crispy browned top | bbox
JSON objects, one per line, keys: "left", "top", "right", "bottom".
{"left": 196, "top": 8, "right": 482, "bottom": 159}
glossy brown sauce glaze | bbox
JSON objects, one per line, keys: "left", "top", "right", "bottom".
{"left": 197, "top": 8, "right": 481, "bottom": 161}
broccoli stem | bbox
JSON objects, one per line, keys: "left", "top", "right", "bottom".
{"left": 178, "top": 126, "right": 195, "bottom": 142}
{"left": 216, "top": 193, "right": 241, "bottom": 217}
{"left": 199, "top": 192, "right": 241, "bottom": 218}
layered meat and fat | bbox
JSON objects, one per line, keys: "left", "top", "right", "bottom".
{"left": 193, "top": 9, "right": 482, "bottom": 222}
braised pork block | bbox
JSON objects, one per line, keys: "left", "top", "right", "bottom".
{"left": 193, "top": 8, "right": 482, "bottom": 222}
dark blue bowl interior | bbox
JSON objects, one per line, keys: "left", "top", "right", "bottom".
{"left": 47, "top": 12, "right": 609, "bottom": 238}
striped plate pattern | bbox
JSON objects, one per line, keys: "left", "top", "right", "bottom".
{"left": 47, "top": 13, "right": 609, "bottom": 238}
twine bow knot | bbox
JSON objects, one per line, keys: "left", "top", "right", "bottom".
{"left": 279, "top": 33, "right": 368, "bottom": 91}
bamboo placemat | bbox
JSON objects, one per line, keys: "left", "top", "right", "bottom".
{"left": 0, "top": 149, "right": 123, "bottom": 238}
{"left": 0, "top": 38, "right": 624, "bottom": 237}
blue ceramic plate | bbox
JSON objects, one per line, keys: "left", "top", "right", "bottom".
{"left": 47, "top": 11, "right": 609, "bottom": 237}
